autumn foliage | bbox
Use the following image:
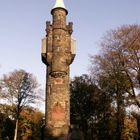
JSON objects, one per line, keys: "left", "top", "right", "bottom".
{"left": 1, "top": 24, "right": 140, "bottom": 140}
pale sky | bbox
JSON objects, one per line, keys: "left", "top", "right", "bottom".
{"left": 0, "top": 0, "right": 140, "bottom": 88}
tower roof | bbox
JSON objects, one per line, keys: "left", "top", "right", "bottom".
{"left": 53, "top": 0, "right": 66, "bottom": 9}
{"left": 51, "top": 0, "right": 68, "bottom": 14}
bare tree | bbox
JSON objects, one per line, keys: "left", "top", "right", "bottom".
{"left": 0, "top": 69, "right": 41, "bottom": 140}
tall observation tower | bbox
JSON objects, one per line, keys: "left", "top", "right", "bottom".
{"left": 41, "top": 0, "right": 76, "bottom": 139}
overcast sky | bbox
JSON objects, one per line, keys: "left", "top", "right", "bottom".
{"left": 0, "top": 0, "right": 140, "bottom": 88}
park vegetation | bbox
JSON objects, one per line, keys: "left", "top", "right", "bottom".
{"left": 0, "top": 70, "right": 44, "bottom": 140}
{"left": 0, "top": 24, "right": 140, "bottom": 140}
{"left": 70, "top": 24, "right": 140, "bottom": 140}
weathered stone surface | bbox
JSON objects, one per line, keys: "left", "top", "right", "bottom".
{"left": 41, "top": 2, "right": 75, "bottom": 140}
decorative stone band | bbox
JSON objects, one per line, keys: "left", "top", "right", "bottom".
{"left": 50, "top": 71, "right": 67, "bottom": 78}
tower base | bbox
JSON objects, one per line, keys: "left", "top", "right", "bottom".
{"left": 44, "top": 126, "right": 69, "bottom": 140}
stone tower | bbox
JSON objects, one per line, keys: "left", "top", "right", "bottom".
{"left": 41, "top": 0, "right": 76, "bottom": 139}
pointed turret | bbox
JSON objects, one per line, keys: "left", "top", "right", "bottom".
{"left": 51, "top": 0, "right": 68, "bottom": 15}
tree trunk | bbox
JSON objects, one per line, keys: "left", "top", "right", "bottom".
{"left": 116, "top": 89, "right": 125, "bottom": 140}
{"left": 14, "top": 119, "right": 19, "bottom": 140}
{"left": 136, "top": 117, "right": 140, "bottom": 140}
